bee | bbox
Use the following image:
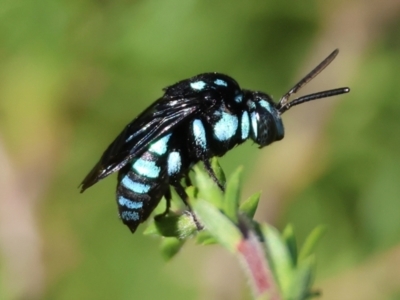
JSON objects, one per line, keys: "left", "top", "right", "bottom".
{"left": 81, "top": 49, "right": 350, "bottom": 233}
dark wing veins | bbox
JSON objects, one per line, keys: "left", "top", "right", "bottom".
{"left": 80, "top": 95, "right": 215, "bottom": 192}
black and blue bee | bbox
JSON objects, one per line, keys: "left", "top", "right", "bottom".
{"left": 81, "top": 49, "right": 350, "bottom": 233}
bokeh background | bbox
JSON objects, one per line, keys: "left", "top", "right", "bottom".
{"left": 1, "top": 0, "right": 400, "bottom": 299}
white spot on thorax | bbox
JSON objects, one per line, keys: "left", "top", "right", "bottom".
{"left": 167, "top": 151, "right": 182, "bottom": 175}
{"left": 214, "top": 79, "right": 228, "bottom": 86}
{"left": 192, "top": 119, "right": 207, "bottom": 150}
{"left": 213, "top": 112, "right": 238, "bottom": 141}
{"left": 190, "top": 81, "right": 206, "bottom": 90}
{"left": 241, "top": 111, "right": 250, "bottom": 140}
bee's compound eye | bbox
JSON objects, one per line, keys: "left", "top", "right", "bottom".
{"left": 251, "top": 99, "right": 284, "bottom": 146}
{"left": 234, "top": 92, "right": 243, "bottom": 104}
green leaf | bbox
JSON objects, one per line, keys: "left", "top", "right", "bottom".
{"left": 143, "top": 212, "right": 198, "bottom": 239}
{"left": 288, "top": 256, "right": 316, "bottom": 300}
{"left": 254, "top": 295, "right": 273, "bottom": 300}
{"left": 299, "top": 225, "right": 326, "bottom": 262}
{"left": 160, "top": 237, "right": 185, "bottom": 261}
{"left": 195, "top": 231, "right": 217, "bottom": 245}
{"left": 194, "top": 165, "right": 224, "bottom": 209}
{"left": 283, "top": 224, "right": 298, "bottom": 266}
{"left": 223, "top": 166, "right": 243, "bottom": 222}
{"left": 240, "top": 192, "right": 261, "bottom": 218}
{"left": 211, "top": 157, "right": 226, "bottom": 187}
{"left": 261, "top": 224, "right": 294, "bottom": 297}
{"left": 193, "top": 199, "right": 242, "bottom": 253}
{"left": 185, "top": 185, "right": 198, "bottom": 200}
{"left": 142, "top": 221, "right": 158, "bottom": 236}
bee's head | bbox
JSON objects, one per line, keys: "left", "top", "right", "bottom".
{"left": 247, "top": 49, "right": 350, "bottom": 148}
{"left": 245, "top": 84, "right": 350, "bottom": 148}
{"left": 246, "top": 91, "right": 284, "bottom": 148}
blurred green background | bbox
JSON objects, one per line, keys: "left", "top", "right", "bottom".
{"left": 1, "top": 0, "right": 400, "bottom": 299}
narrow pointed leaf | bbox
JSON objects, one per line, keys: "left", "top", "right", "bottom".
{"left": 299, "top": 225, "right": 326, "bottom": 262}
{"left": 282, "top": 224, "right": 298, "bottom": 266}
{"left": 240, "top": 192, "right": 261, "bottom": 218}
{"left": 185, "top": 186, "right": 197, "bottom": 201}
{"left": 196, "top": 231, "right": 217, "bottom": 245}
{"left": 160, "top": 237, "right": 185, "bottom": 261}
{"left": 223, "top": 167, "right": 243, "bottom": 222}
{"left": 194, "top": 165, "right": 224, "bottom": 209}
{"left": 211, "top": 157, "right": 226, "bottom": 187}
{"left": 261, "top": 224, "right": 294, "bottom": 297}
{"left": 287, "top": 256, "right": 315, "bottom": 300}
{"left": 193, "top": 199, "right": 242, "bottom": 253}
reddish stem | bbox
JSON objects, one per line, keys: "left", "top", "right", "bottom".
{"left": 236, "top": 231, "right": 281, "bottom": 300}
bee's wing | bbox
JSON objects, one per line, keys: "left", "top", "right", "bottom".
{"left": 80, "top": 95, "right": 208, "bottom": 192}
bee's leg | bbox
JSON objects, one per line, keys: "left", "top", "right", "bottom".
{"left": 173, "top": 183, "right": 203, "bottom": 231}
{"left": 184, "top": 173, "right": 192, "bottom": 187}
{"left": 173, "top": 182, "right": 190, "bottom": 207}
{"left": 202, "top": 159, "right": 225, "bottom": 192}
{"left": 154, "top": 188, "right": 172, "bottom": 220}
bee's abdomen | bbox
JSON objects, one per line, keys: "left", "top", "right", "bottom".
{"left": 116, "top": 135, "right": 171, "bottom": 233}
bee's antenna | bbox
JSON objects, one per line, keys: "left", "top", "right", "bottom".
{"left": 277, "top": 49, "right": 350, "bottom": 114}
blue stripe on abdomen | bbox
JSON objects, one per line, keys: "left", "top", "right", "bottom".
{"left": 149, "top": 134, "right": 172, "bottom": 155}
{"left": 132, "top": 158, "right": 160, "bottom": 178}
{"left": 118, "top": 195, "right": 143, "bottom": 209}
{"left": 121, "top": 211, "right": 140, "bottom": 221}
{"left": 121, "top": 176, "right": 151, "bottom": 194}
{"left": 117, "top": 138, "right": 170, "bottom": 233}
